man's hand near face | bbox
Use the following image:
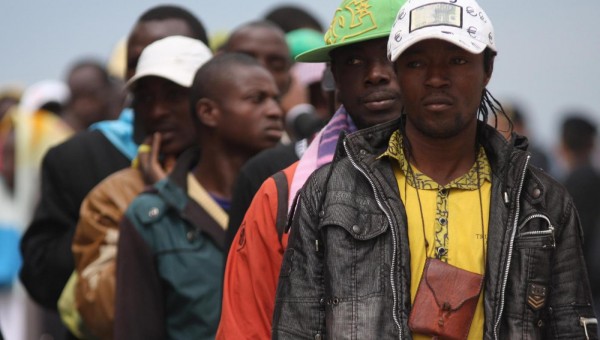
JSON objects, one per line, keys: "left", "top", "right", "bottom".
{"left": 137, "top": 132, "right": 176, "bottom": 185}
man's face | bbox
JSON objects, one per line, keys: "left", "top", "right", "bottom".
{"left": 394, "top": 39, "right": 492, "bottom": 140}
{"left": 132, "top": 77, "right": 196, "bottom": 155}
{"left": 225, "top": 26, "right": 292, "bottom": 95}
{"left": 67, "top": 65, "right": 112, "bottom": 128}
{"left": 126, "top": 19, "right": 195, "bottom": 81}
{"left": 330, "top": 38, "right": 402, "bottom": 129}
{"left": 213, "top": 64, "right": 283, "bottom": 156}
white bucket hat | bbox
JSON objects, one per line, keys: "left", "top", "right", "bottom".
{"left": 126, "top": 35, "right": 212, "bottom": 89}
{"left": 388, "top": 0, "right": 496, "bottom": 62}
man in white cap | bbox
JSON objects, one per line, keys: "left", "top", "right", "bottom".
{"left": 71, "top": 35, "right": 212, "bottom": 340}
{"left": 20, "top": 7, "right": 210, "bottom": 320}
{"left": 272, "top": 0, "right": 598, "bottom": 338}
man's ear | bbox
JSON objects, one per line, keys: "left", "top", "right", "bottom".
{"left": 484, "top": 56, "right": 495, "bottom": 87}
{"left": 321, "top": 64, "right": 336, "bottom": 92}
{"left": 329, "top": 62, "right": 339, "bottom": 86}
{"left": 196, "top": 98, "right": 219, "bottom": 128}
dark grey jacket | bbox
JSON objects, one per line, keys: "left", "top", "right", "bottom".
{"left": 273, "top": 119, "right": 597, "bottom": 339}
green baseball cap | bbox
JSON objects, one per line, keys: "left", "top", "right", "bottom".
{"left": 296, "top": 0, "right": 406, "bottom": 63}
{"left": 286, "top": 28, "right": 326, "bottom": 60}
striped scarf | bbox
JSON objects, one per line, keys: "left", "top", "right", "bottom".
{"left": 288, "top": 106, "right": 356, "bottom": 211}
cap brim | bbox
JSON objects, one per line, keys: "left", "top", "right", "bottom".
{"left": 126, "top": 70, "right": 190, "bottom": 89}
{"left": 296, "top": 30, "right": 392, "bottom": 63}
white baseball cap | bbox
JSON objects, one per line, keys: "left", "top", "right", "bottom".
{"left": 388, "top": 0, "right": 496, "bottom": 62}
{"left": 126, "top": 35, "right": 212, "bottom": 89}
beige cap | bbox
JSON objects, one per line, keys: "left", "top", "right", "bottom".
{"left": 126, "top": 35, "right": 212, "bottom": 89}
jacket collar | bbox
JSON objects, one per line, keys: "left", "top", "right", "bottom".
{"left": 168, "top": 146, "right": 201, "bottom": 190}
{"left": 160, "top": 146, "right": 227, "bottom": 251}
{"left": 342, "top": 117, "right": 529, "bottom": 174}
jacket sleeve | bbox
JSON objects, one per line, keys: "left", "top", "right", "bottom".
{"left": 19, "top": 146, "right": 78, "bottom": 309}
{"left": 272, "top": 177, "right": 326, "bottom": 339}
{"left": 217, "top": 176, "right": 288, "bottom": 340}
{"left": 71, "top": 180, "right": 123, "bottom": 339}
{"left": 546, "top": 199, "right": 598, "bottom": 339}
{"left": 114, "top": 206, "right": 166, "bottom": 340}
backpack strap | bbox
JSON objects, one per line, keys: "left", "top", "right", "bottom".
{"left": 272, "top": 170, "right": 289, "bottom": 243}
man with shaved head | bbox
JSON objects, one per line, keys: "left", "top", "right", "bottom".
{"left": 115, "top": 53, "right": 283, "bottom": 339}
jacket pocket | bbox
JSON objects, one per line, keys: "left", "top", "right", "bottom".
{"left": 505, "top": 214, "right": 556, "bottom": 336}
{"left": 515, "top": 214, "right": 555, "bottom": 250}
{"left": 317, "top": 199, "right": 391, "bottom": 337}
{"left": 318, "top": 199, "right": 389, "bottom": 300}
{"left": 513, "top": 214, "right": 555, "bottom": 288}
{"left": 318, "top": 192, "right": 388, "bottom": 240}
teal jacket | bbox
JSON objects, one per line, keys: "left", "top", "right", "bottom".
{"left": 115, "top": 148, "right": 227, "bottom": 340}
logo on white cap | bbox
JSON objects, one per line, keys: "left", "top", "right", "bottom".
{"left": 410, "top": 3, "right": 461, "bottom": 32}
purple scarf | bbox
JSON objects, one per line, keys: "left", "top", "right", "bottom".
{"left": 288, "top": 106, "right": 356, "bottom": 211}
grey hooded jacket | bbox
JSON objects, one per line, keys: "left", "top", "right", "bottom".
{"left": 272, "top": 119, "right": 597, "bottom": 339}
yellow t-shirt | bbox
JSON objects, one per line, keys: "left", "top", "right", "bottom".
{"left": 381, "top": 131, "right": 491, "bottom": 340}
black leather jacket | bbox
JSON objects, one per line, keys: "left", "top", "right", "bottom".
{"left": 273, "top": 119, "right": 597, "bottom": 339}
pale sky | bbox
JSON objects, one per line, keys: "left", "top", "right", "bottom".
{"left": 2, "top": 0, "right": 599, "bottom": 159}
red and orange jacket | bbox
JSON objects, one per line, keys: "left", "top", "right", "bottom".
{"left": 217, "top": 162, "right": 298, "bottom": 339}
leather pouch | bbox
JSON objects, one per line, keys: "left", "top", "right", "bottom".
{"left": 408, "top": 258, "right": 483, "bottom": 340}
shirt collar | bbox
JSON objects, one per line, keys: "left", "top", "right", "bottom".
{"left": 380, "top": 130, "right": 492, "bottom": 190}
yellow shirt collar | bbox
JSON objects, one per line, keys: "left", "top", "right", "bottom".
{"left": 380, "top": 130, "right": 492, "bottom": 189}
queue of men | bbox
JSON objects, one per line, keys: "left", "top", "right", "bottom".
{"left": 1, "top": 0, "right": 598, "bottom": 339}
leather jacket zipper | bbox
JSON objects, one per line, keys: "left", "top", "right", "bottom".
{"left": 518, "top": 214, "right": 551, "bottom": 232}
{"left": 344, "top": 140, "right": 404, "bottom": 340}
{"left": 493, "top": 154, "right": 530, "bottom": 339}
{"left": 518, "top": 214, "right": 555, "bottom": 248}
